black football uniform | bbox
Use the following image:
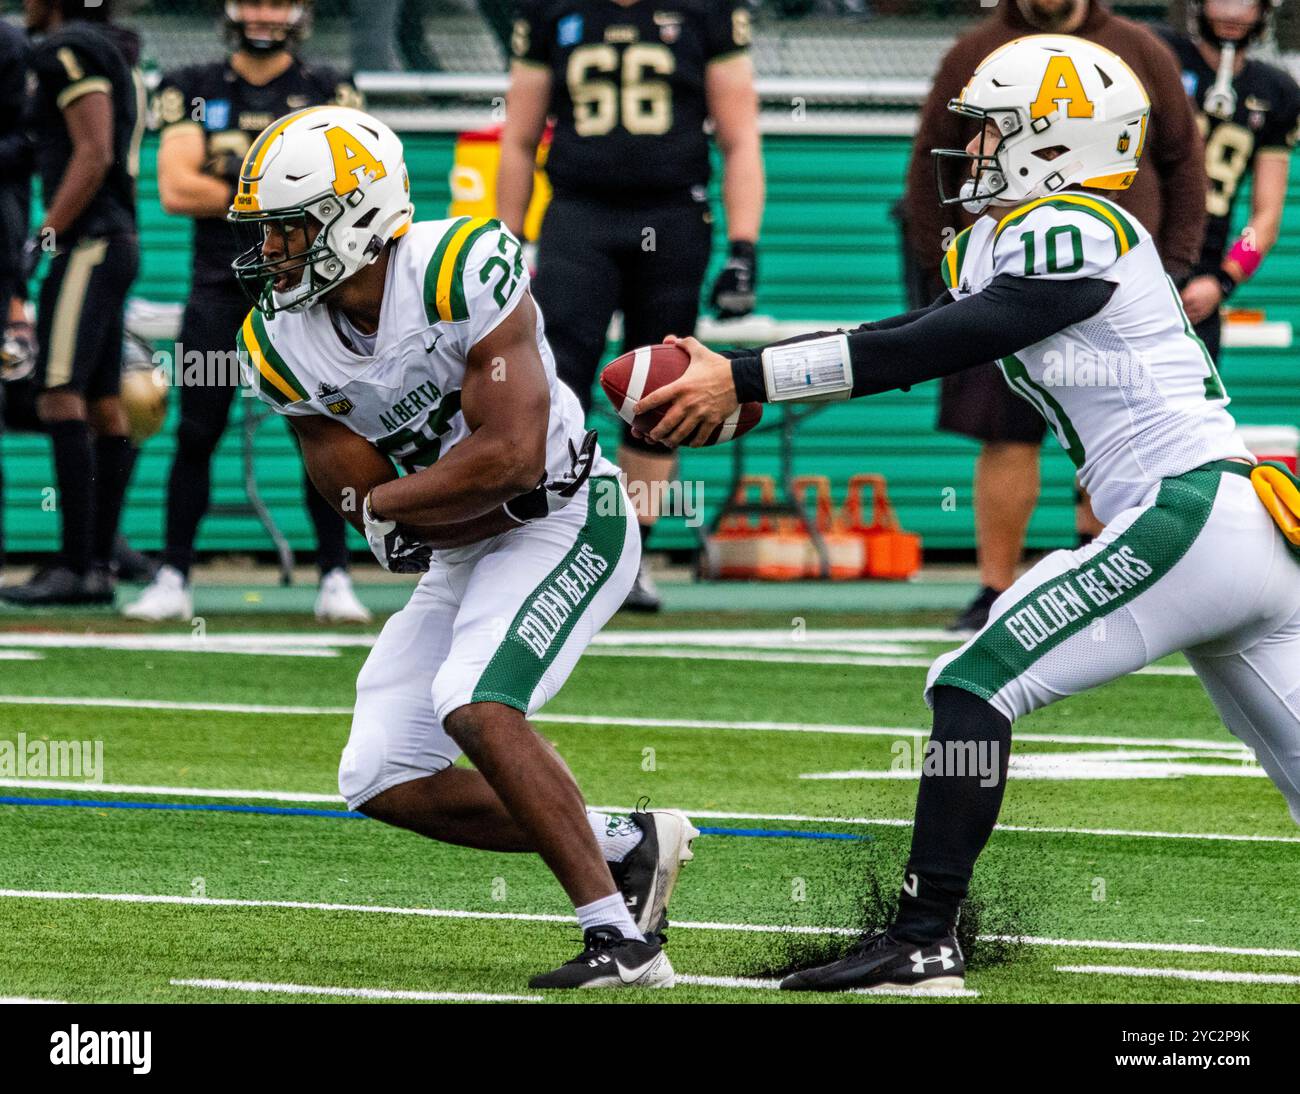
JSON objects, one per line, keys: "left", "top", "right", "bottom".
{"left": 1161, "top": 29, "right": 1300, "bottom": 360}
{"left": 512, "top": 0, "right": 748, "bottom": 444}
{"left": 150, "top": 59, "right": 359, "bottom": 577}
{"left": 27, "top": 19, "right": 144, "bottom": 399}
{"left": 153, "top": 59, "right": 361, "bottom": 290}
{"left": 0, "top": 20, "right": 32, "bottom": 309}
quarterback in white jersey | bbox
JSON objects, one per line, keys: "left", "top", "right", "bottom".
{"left": 638, "top": 35, "right": 1300, "bottom": 993}
{"left": 229, "top": 106, "right": 697, "bottom": 989}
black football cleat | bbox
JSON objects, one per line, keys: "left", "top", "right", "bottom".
{"left": 947, "top": 585, "right": 1001, "bottom": 633}
{"left": 112, "top": 535, "right": 159, "bottom": 583}
{"left": 609, "top": 808, "right": 700, "bottom": 936}
{"left": 80, "top": 565, "right": 117, "bottom": 606}
{"left": 622, "top": 562, "right": 662, "bottom": 612}
{"left": 0, "top": 566, "right": 93, "bottom": 606}
{"left": 528, "top": 927, "right": 675, "bottom": 990}
{"left": 780, "top": 930, "right": 966, "bottom": 993}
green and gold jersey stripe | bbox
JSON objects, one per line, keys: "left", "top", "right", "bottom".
{"left": 994, "top": 194, "right": 1139, "bottom": 260}
{"left": 423, "top": 216, "right": 498, "bottom": 324}
{"left": 999, "top": 353, "right": 1086, "bottom": 468}
{"left": 238, "top": 310, "right": 309, "bottom": 406}
{"left": 940, "top": 225, "right": 974, "bottom": 289}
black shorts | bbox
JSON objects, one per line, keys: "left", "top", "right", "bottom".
{"left": 34, "top": 233, "right": 139, "bottom": 400}
{"left": 937, "top": 360, "right": 1047, "bottom": 445}
{"left": 532, "top": 192, "right": 713, "bottom": 450}
{"left": 174, "top": 282, "right": 252, "bottom": 443}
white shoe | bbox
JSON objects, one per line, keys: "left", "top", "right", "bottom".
{"left": 121, "top": 565, "right": 193, "bottom": 621}
{"left": 315, "top": 568, "right": 372, "bottom": 623}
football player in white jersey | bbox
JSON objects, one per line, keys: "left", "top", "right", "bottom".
{"left": 227, "top": 106, "right": 698, "bottom": 989}
{"left": 637, "top": 35, "right": 1300, "bottom": 992}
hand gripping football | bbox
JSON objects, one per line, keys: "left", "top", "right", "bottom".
{"left": 599, "top": 343, "right": 762, "bottom": 447}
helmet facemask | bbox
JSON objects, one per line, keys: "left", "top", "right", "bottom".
{"left": 933, "top": 104, "right": 1024, "bottom": 214}
{"left": 231, "top": 193, "right": 366, "bottom": 315}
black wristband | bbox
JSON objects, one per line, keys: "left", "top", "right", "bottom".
{"left": 729, "top": 239, "right": 757, "bottom": 262}
{"left": 730, "top": 354, "right": 767, "bottom": 403}
{"left": 1215, "top": 268, "right": 1238, "bottom": 300}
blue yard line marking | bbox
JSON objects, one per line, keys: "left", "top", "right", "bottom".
{"left": 0, "top": 795, "right": 365, "bottom": 819}
{"left": 696, "top": 825, "right": 866, "bottom": 842}
{"left": 0, "top": 796, "right": 869, "bottom": 840}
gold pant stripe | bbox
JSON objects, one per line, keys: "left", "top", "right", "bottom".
{"left": 45, "top": 237, "right": 109, "bottom": 389}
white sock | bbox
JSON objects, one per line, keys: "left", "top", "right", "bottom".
{"left": 575, "top": 892, "right": 642, "bottom": 941}
{"left": 587, "top": 810, "right": 645, "bottom": 863}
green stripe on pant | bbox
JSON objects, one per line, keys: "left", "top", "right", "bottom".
{"left": 935, "top": 465, "right": 1223, "bottom": 702}
{"left": 471, "top": 477, "right": 627, "bottom": 710}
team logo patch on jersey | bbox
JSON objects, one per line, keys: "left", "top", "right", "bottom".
{"left": 655, "top": 12, "right": 682, "bottom": 43}
{"left": 317, "top": 382, "right": 354, "bottom": 416}
{"left": 558, "top": 13, "right": 583, "bottom": 46}
{"left": 204, "top": 99, "right": 231, "bottom": 130}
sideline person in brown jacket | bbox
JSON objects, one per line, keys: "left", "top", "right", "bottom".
{"left": 902, "top": 0, "right": 1208, "bottom": 633}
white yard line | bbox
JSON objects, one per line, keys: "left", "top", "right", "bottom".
{"left": 1055, "top": 964, "right": 1300, "bottom": 986}
{"left": 170, "top": 978, "right": 541, "bottom": 1002}
{"left": 992, "top": 935, "right": 1300, "bottom": 960}
{"left": 0, "top": 695, "right": 352, "bottom": 716}
{"left": 588, "top": 648, "right": 937, "bottom": 668}
{"left": 6, "top": 891, "right": 1300, "bottom": 967}
{"left": 674, "top": 973, "right": 978, "bottom": 997}
{"left": 0, "top": 634, "right": 344, "bottom": 656}
{"left": 0, "top": 694, "right": 1243, "bottom": 753}
{"left": 2, "top": 775, "right": 1295, "bottom": 844}
{"left": 0, "top": 629, "right": 1200, "bottom": 675}
{"left": 0, "top": 996, "right": 65, "bottom": 1003}
{"left": 0, "top": 778, "right": 342, "bottom": 801}
{"left": 0, "top": 652, "right": 42, "bottom": 661}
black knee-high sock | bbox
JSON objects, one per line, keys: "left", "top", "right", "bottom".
{"left": 48, "top": 419, "right": 95, "bottom": 575}
{"left": 892, "top": 685, "right": 1012, "bottom": 943}
{"left": 92, "top": 435, "right": 136, "bottom": 568}
{"left": 304, "top": 473, "right": 349, "bottom": 575}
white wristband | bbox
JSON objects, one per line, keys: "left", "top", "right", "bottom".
{"left": 760, "top": 333, "right": 853, "bottom": 403}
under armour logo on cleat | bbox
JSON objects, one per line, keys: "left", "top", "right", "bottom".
{"left": 911, "top": 946, "right": 957, "bottom": 974}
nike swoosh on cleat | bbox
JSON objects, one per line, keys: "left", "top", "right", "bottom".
{"left": 617, "top": 955, "right": 665, "bottom": 984}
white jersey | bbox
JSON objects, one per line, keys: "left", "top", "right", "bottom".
{"left": 237, "top": 215, "right": 615, "bottom": 492}
{"left": 941, "top": 192, "right": 1250, "bottom": 523}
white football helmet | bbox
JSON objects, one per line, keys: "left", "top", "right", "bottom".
{"left": 228, "top": 106, "right": 413, "bottom": 315}
{"left": 934, "top": 35, "right": 1151, "bottom": 215}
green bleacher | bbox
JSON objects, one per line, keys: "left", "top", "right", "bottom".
{"left": 3, "top": 132, "right": 1297, "bottom": 558}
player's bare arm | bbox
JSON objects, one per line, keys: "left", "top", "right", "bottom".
{"left": 364, "top": 291, "right": 550, "bottom": 526}
{"left": 707, "top": 53, "right": 764, "bottom": 245}
{"left": 287, "top": 413, "right": 396, "bottom": 535}
{"left": 157, "top": 124, "right": 236, "bottom": 219}
{"left": 496, "top": 63, "right": 552, "bottom": 238}
{"left": 1183, "top": 149, "right": 1290, "bottom": 323}
{"left": 41, "top": 89, "right": 113, "bottom": 238}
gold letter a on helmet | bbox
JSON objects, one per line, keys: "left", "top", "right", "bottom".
{"left": 325, "top": 126, "right": 388, "bottom": 195}
{"left": 1031, "top": 56, "right": 1095, "bottom": 119}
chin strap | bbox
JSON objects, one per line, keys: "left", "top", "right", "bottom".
{"left": 1205, "top": 42, "right": 1238, "bottom": 119}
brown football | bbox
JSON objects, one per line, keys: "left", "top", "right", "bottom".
{"left": 599, "top": 342, "right": 763, "bottom": 447}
